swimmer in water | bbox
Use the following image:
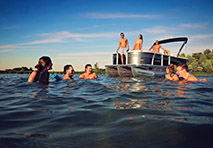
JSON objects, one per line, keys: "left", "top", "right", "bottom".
{"left": 79, "top": 64, "right": 98, "bottom": 80}
{"left": 28, "top": 56, "right": 53, "bottom": 83}
{"left": 131, "top": 34, "right": 143, "bottom": 51}
{"left": 62, "top": 65, "right": 75, "bottom": 80}
{"left": 165, "top": 64, "right": 179, "bottom": 81}
{"left": 116, "top": 33, "right": 129, "bottom": 64}
{"left": 176, "top": 63, "right": 207, "bottom": 82}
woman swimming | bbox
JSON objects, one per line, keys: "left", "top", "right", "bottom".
{"left": 165, "top": 64, "right": 179, "bottom": 81}
{"left": 131, "top": 34, "right": 143, "bottom": 51}
{"left": 28, "top": 56, "right": 53, "bottom": 83}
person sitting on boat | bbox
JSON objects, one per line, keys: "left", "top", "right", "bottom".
{"left": 153, "top": 40, "right": 170, "bottom": 55}
{"left": 28, "top": 56, "right": 53, "bottom": 83}
{"left": 63, "top": 64, "right": 75, "bottom": 80}
{"left": 116, "top": 33, "right": 129, "bottom": 64}
{"left": 131, "top": 34, "right": 143, "bottom": 51}
{"left": 79, "top": 64, "right": 98, "bottom": 80}
{"left": 176, "top": 63, "right": 207, "bottom": 82}
{"left": 165, "top": 64, "right": 179, "bottom": 81}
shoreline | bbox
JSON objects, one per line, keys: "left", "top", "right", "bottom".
{"left": 192, "top": 72, "right": 213, "bottom": 76}
{"left": 0, "top": 71, "right": 213, "bottom": 76}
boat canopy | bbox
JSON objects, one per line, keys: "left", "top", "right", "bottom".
{"left": 149, "top": 37, "right": 188, "bottom": 57}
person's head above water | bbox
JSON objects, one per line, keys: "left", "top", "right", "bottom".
{"left": 35, "top": 56, "right": 52, "bottom": 71}
{"left": 177, "top": 63, "right": 189, "bottom": 77}
{"left": 85, "top": 64, "right": 92, "bottom": 73}
{"left": 155, "top": 40, "right": 159, "bottom": 45}
{"left": 64, "top": 64, "right": 74, "bottom": 76}
{"left": 166, "top": 64, "right": 177, "bottom": 76}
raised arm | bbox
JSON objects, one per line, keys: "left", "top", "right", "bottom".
{"left": 27, "top": 71, "right": 37, "bottom": 82}
{"left": 160, "top": 46, "right": 170, "bottom": 55}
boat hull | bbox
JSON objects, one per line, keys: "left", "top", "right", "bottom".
{"left": 105, "top": 64, "right": 167, "bottom": 77}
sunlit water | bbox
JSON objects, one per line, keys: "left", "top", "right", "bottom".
{"left": 0, "top": 74, "right": 212, "bottom": 148}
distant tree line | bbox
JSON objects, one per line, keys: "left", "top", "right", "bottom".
{"left": 0, "top": 66, "right": 33, "bottom": 74}
{"left": 179, "top": 49, "right": 213, "bottom": 72}
{"left": 0, "top": 63, "right": 106, "bottom": 74}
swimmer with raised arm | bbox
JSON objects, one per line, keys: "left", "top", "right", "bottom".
{"left": 79, "top": 64, "right": 98, "bottom": 80}
{"left": 116, "top": 33, "right": 129, "bottom": 64}
{"left": 165, "top": 64, "right": 179, "bottom": 81}
{"left": 153, "top": 40, "right": 170, "bottom": 55}
{"left": 28, "top": 56, "right": 53, "bottom": 83}
{"left": 63, "top": 65, "right": 75, "bottom": 80}
{"left": 131, "top": 34, "right": 143, "bottom": 51}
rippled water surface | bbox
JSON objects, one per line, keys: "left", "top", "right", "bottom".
{"left": 0, "top": 74, "right": 213, "bottom": 148}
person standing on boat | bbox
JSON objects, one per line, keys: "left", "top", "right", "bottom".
{"left": 131, "top": 34, "right": 143, "bottom": 51}
{"left": 153, "top": 40, "right": 170, "bottom": 55}
{"left": 63, "top": 65, "right": 75, "bottom": 80}
{"left": 116, "top": 33, "right": 129, "bottom": 64}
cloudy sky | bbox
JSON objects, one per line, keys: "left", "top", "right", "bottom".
{"left": 0, "top": 0, "right": 213, "bottom": 71}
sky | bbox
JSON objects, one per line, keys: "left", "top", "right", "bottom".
{"left": 0, "top": 0, "right": 213, "bottom": 71}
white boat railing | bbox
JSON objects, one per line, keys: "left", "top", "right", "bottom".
{"left": 151, "top": 53, "right": 155, "bottom": 65}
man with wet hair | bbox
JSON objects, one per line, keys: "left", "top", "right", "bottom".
{"left": 79, "top": 64, "right": 98, "bottom": 80}
{"left": 63, "top": 64, "right": 75, "bottom": 80}
{"left": 116, "top": 33, "right": 129, "bottom": 64}
{"left": 176, "top": 63, "right": 199, "bottom": 82}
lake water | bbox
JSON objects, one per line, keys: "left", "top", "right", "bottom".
{"left": 0, "top": 74, "right": 213, "bottom": 148}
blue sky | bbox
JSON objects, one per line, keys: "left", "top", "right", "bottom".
{"left": 0, "top": 0, "right": 213, "bottom": 71}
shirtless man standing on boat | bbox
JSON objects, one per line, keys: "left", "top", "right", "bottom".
{"left": 153, "top": 40, "right": 170, "bottom": 55}
{"left": 116, "top": 33, "right": 129, "bottom": 64}
{"left": 79, "top": 64, "right": 98, "bottom": 80}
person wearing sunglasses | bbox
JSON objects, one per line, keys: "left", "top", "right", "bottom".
{"left": 63, "top": 64, "right": 75, "bottom": 80}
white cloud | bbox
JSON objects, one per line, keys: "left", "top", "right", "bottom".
{"left": 180, "top": 23, "right": 208, "bottom": 29}
{"left": 39, "top": 31, "right": 118, "bottom": 38}
{"left": 186, "top": 44, "right": 213, "bottom": 55}
{"left": 190, "top": 34, "right": 213, "bottom": 40}
{"left": 20, "top": 38, "right": 70, "bottom": 45}
{"left": 85, "top": 13, "right": 158, "bottom": 19}
{"left": 144, "top": 26, "right": 173, "bottom": 34}
{"left": 17, "top": 31, "right": 119, "bottom": 45}
{"left": 0, "top": 45, "right": 17, "bottom": 48}
{"left": 0, "top": 49, "right": 14, "bottom": 53}
{"left": 57, "top": 51, "right": 112, "bottom": 58}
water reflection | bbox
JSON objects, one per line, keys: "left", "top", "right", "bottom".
{"left": 31, "top": 84, "right": 49, "bottom": 100}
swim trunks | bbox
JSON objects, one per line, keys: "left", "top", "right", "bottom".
{"left": 120, "top": 47, "right": 127, "bottom": 55}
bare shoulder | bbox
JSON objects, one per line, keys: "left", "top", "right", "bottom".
{"left": 28, "top": 71, "right": 39, "bottom": 82}
{"left": 188, "top": 75, "right": 199, "bottom": 82}
{"left": 79, "top": 73, "right": 85, "bottom": 78}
